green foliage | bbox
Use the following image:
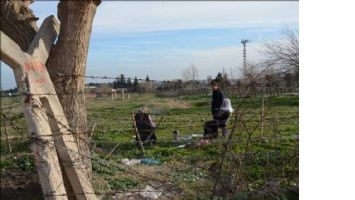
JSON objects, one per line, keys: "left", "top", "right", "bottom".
{"left": 108, "top": 177, "right": 141, "bottom": 191}
{"left": 0, "top": 155, "right": 35, "bottom": 173}
{"left": 1, "top": 94, "right": 298, "bottom": 199}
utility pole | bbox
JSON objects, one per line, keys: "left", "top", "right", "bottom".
{"left": 230, "top": 68, "right": 233, "bottom": 83}
{"left": 241, "top": 39, "right": 252, "bottom": 72}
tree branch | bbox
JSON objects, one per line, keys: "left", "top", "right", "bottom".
{"left": 0, "top": 0, "right": 39, "bottom": 51}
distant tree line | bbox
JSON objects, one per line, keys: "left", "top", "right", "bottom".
{"left": 156, "top": 80, "right": 184, "bottom": 91}
{"left": 0, "top": 87, "right": 18, "bottom": 97}
{"left": 112, "top": 74, "right": 151, "bottom": 92}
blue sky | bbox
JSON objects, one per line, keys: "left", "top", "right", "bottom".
{"left": 1, "top": 1, "right": 298, "bottom": 90}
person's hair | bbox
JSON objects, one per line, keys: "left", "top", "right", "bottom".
{"left": 139, "top": 105, "right": 148, "bottom": 113}
{"left": 210, "top": 79, "right": 219, "bottom": 86}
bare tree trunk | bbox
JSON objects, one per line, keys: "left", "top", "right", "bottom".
{"left": 0, "top": 0, "right": 38, "bottom": 51}
{"left": 1, "top": 0, "right": 101, "bottom": 198}
{"left": 46, "top": 0, "right": 101, "bottom": 181}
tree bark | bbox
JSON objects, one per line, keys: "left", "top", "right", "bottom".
{"left": 0, "top": 0, "right": 38, "bottom": 51}
{"left": 46, "top": 0, "right": 101, "bottom": 182}
{"left": 1, "top": 0, "right": 101, "bottom": 198}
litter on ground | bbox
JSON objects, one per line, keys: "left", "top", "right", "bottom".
{"left": 121, "top": 158, "right": 161, "bottom": 166}
{"left": 177, "top": 144, "right": 186, "bottom": 148}
{"left": 141, "top": 158, "right": 161, "bottom": 165}
{"left": 121, "top": 158, "right": 141, "bottom": 166}
{"left": 139, "top": 185, "right": 162, "bottom": 200}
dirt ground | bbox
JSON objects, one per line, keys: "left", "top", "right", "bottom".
{"left": 149, "top": 99, "right": 191, "bottom": 110}
{"left": 0, "top": 170, "right": 43, "bottom": 200}
{"left": 0, "top": 164, "right": 180, "bottom": 200}
{"left": 164, "top": 100, "right": 191, "bottom": 109}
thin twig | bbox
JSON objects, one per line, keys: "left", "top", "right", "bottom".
{"left": 146, "top": 115, "right": 164, "bottom": 142}
{"left": 1, "top": 109, "right": 12, "bottom": 153}
{"left": 104, "top": 143, "right": 120, "bottom": 159}
{"left": 88, "top": 122, "right": 96, "bottom": 142}
{"left": 131, "top": 110, "right": 146, "bottom": 156}
{"left": 210, "top": 108, "right": 240, "bottom": 200}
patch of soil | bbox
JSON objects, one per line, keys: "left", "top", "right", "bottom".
{"left": 164, "top": 100, "right": 191, "bottom": 109}
{"left": 112, "top": 165, "right": 183, "bottom": 199}
{"left": 1, "top": 170, "right": 43, "bottom": 200}
{"left": 133, "top": 165, "right": 171, "bottom": 180}
{"left": 247, "top": 180, "right": 299, "bottom": 200}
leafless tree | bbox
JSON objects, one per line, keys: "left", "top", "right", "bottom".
{"left": 265, "top": 66, "right": 283, "bottom": 84}
{"left": 182, "top": 64, "right": 199, "bottom": 81}
{"left": 240, "top": 62, "right": 259, "bottom": 84}
{"left": 239, "top": 62, "right": 265, "bottom": 95}
{"left": 263, "top": 28, "right": 299, "bottom": 74}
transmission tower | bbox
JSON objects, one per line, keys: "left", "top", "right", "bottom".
{"left": 241, "top": 39, "right": 252, "bottom": 71}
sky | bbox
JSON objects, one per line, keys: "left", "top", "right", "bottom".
{"left": 0, "top": 1, "right": 299, "bottom": 90}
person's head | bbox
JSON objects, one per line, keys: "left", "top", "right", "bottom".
{"left": 210, "top": 79, "right": 219, "bottom": 90}
{"left": 139, "top": 106, "right": 148, "bottom": 113}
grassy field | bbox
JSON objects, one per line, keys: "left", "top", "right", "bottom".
{"left": 1, "top": 93, "right": 298, "bottom": 199}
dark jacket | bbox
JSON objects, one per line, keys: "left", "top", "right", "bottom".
{"left": 211, "top": 88, "right": 224, "bottom": 115}
{"left": 134, "top": 112, "right": 155, "bottom": 131}
{"left": 134, "top": 112, "right": 157, "bottom": 142}
{"left": 211, "top": 89, "right": 230, "bottom": 127}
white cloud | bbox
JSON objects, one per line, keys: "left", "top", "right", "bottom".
{"left": 92, "top": 1, "right": 298, "bottom": 35}
{"left": 30, "top": 1, "right": 298, "bottom": 35}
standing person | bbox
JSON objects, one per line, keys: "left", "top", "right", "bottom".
{"left": 210, "top": 79, "right": 230, "bottom": 137}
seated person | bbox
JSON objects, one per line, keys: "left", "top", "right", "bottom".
{"left": 134, "top": 108, "right": 157, "bottom": 144}
{"left": 204, "top": 120, "right": 219, "bottom": 139}
{"left": 213, "top": 110, "right": 231, "bottom": 137}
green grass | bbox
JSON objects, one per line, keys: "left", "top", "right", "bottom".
{"left": 0, "top": 154, "right": 35, "bottom": 173}
{"left": 1, "top": 94, "right": 299, "bottom": 199}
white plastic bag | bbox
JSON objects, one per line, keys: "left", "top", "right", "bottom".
{"left": 220, "top": 98, "right": 234, "bottom": 113}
